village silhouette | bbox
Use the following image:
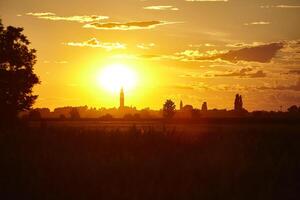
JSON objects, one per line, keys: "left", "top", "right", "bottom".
{"left": 24, "top": 87, "right": 300, "bottom": 121}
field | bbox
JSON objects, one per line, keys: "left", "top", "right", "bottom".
{"left": 1, "top": 120, "right": 300, "bottom": 199}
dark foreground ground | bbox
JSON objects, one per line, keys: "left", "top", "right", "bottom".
{"left": 1, "top": 121, "right": 300, "bottom": 200}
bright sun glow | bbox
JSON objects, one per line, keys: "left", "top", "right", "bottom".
{"left": 97, "top": 63, "right": 137, "bottom": 93}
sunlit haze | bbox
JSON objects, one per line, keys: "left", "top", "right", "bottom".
{"left": 97, "top": 63, "right": 138, "bottom": 94}
{"left": 1, "top": 0, "right": 299, "bottom": 110}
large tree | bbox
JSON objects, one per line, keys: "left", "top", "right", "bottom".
{"left": 163, "top": 99, "right": 176, "bottom": 119}
{"left": 0, "top": 19, "right": 39, "bottom": 122}
{"left": 234, "top": 94, "right": 243, "bottom": 112}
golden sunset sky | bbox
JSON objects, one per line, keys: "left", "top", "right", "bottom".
{"left": 1, "top": 0, "right": 300, "bottom": 111}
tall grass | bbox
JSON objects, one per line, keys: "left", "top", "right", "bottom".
{"left": 1, "top": 124, "right": 300, "bottom": 200}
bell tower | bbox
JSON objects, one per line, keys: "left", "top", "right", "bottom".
{"left": 120, "top": 87, "right": 124, "bottom": 109}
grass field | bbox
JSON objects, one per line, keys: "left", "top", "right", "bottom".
{"left": 1, "top": 121, "right": 300, "bottom": 199}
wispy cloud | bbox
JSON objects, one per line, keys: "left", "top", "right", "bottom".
{"left": 137, "top": 43, "right": 155, "bottom": 50}
{"left": 244, "top": 21, "right": 271, "bottom": 26}
{"left": 261, "top": 5, "right": 300, "bottom": 9}
{"left": 177, "top": 49, "right": 225, "bottom": 58}
{"left": 189, "top": 43, "right": 216, "bottom": 48}
{"left": 258, "top": 78, "right": 300, "bottom": 91}
{"left": 226, "top": 42, "right": 266, "bottom": 48}
{"left": 26, "top": 12, "right": 108, "bottom": 23}
{"left": 83, "top": 21, "right": 178, "bottom": 30}
{"left": 63, "top": 38, "right": 126, "bottom": 51}
{"left": 27, "top": 12, "right": 55, "bottom": 16}
{"left": 215, "top": 68, "right": 267, "bottom": 78}
{"left": 143, "top": 6, "right": 179, "bottom": 11}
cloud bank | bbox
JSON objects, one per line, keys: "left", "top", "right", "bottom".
{"left": 83, "top": 21, "right": 177, "bottom": 30}
{"left": 26, "top": 12, "right": 108, "bottom": 23}
{"left": 63, "top": 38, "right": 126, "bottom": 51}
{"left": 178, "top": 43, "right": 284, "bottom": 63}
{"left": 261, "top": 5, "right": 300, "bottom": 9}
{"left": 244, "top": 21, "right": 271, "bottom": 26}
{"left": 143, "top": 6, "right": 179, "bottom": 11}
{"left": 259, "top": 78, "right": 300, "bottom": 91}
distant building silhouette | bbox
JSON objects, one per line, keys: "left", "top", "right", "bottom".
{"left": 175, "top": 104, "right": 193, "bottom": 119}
{"left": 120, "top": 87, "right": 124, "bottom": 109}
{"left": 180, "top": 100, "right": 183, "bottom": 110}
{"left": 183, "top": 105, "right": 193, "bottom": 111}
{"left": 202, "top": 102, "right": 208, "bottom": 111}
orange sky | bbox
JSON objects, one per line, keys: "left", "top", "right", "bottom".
{"left": 1, "top": 0, "right": 300, "bottom": 111}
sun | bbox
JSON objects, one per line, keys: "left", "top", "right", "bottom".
{"left": 97, "top": 63, "right": 137, "bottom": 93}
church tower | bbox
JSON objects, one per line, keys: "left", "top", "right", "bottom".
{"left": 120, "top": 87, "right": 124, "bottom": 109}
{"left": 180, "top": 100, "right": 183, "bottom": 110}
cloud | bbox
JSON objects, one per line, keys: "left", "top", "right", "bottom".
{"left": 276, "top": 5, "right": 300, "bottom": 8}
{"left": 226, "top": 42, "right": 266, "bottom": 48}
{"left": 143, "top": 6, "right": 179, "bottom": 11}
{"left": 26, "top": 12, "right": 108, "bottom": 23}
{"left": 289, "top": 70, "right": 300, "bottom": 75}
{"left": 244, "top": 21, "right": 271, "bottom": 26}
{"left": 177, "top": 49, "right": 226, "bottom": 58}
{"left": 261, "top": 5, "right": 300, "bottom": 9}
{"left": 138, "top": 54, "right": 182, "bottom": 61}
{"left": 189, "top": 43, "right": 216, "bottom": 48}
{"left": 114, "top": 42, "right": 287, "bottom": 65}
{"left": 83, "top": 21, "right": 177, "bottom": 30}
{"left": 137, "top": 43, "right": 155, "bottom": 50}
{"left": 249, "top": 70, "right": 267, "bottom": 78}
{"left": 26, "top": 12, "right": 55, "bottom": 16}
{"left": 63, "top": 38, "right": 126, "bottom": 51}
{"left": 215, "top": 43, "right": 283, "bottom": 62}
{"left": 258, "top": 78, "right": 300, "bottom": 91}
{"left": 215, "top": 68, "right": 267, "bottom": 78}
{"left": 273, "top": 40, "right": 300, "bottom": 65}
{"left": 179, "top": 43, "right": 284, "bottom": 63}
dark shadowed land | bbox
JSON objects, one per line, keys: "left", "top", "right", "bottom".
{"left": 1, "top": 120, "right": 300, "bottom": 200}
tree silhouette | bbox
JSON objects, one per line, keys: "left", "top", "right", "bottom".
{"left": 234, "top": 94, "right": 243, "bottom": 112}
{"left": 288, "top": 105, "right": 299, "bottom": 113}
{"left": 0, "top": 19, "right": 39, "bottom": 123}
{"left": 163, "top": 99, "right": 176, "bottom": 119}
